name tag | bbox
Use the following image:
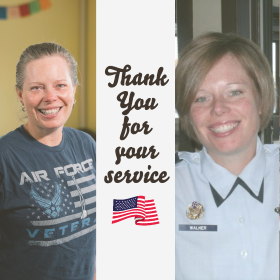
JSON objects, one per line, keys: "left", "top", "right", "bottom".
{"left": 179, "top": 224, "right": 218, "bottom": 231}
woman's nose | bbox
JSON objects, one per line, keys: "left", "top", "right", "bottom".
{"left": 43, "top": 88, "right": 57, "bottom": 102}
{"left": 210, "top": 97, "right": 230, "bottom": 116}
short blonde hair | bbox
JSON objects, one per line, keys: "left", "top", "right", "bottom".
{"left": 175, "top": 32, "right": 274, "bottom": 142}
{"left": 16, "top": 42, "right": 79, "bottom": 91}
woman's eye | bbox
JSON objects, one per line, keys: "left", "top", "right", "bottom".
{"left": 194, "top": 96, "right": 208, "bottom": 103}
{"left": 230, "top": 90, "right": 242, "bottom": 96}
{"left": 57, "top": 84, "right": 66, "bottom": 88}
{"left": 31, "top": 86, "right": 40, "bottom": 90}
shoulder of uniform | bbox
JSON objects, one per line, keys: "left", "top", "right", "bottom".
{"left": 263, "top": 144, "right": 279, "bottom": 158}
{"left": 175, "top": 151, "right": 201, "bottom": 167}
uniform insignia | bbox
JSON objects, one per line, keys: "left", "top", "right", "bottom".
{"left": 186, "top": 201, "right": 205, "bottom": 220}
{"left": 274, "top": 207, "right": 280, "bottom": 214}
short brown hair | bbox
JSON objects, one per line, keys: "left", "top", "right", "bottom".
{"left": 175, "top": 32, "right": 274, "bottom": 142}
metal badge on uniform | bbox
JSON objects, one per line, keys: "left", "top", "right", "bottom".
{"left": 186, "top": 201, "right": 205, "bottom": 220}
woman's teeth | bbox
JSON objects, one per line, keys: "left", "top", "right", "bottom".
{"left": 210, "top": 122, "right": 238, "bottom": 133}
{"left": 39, "top": 108, "right": 61, "bottom": 115}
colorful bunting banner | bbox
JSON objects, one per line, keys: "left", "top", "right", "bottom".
{"left": 30, "top": 1, "right": 40, "bottom": 14}
{"left": 0, "top": 7, "right": 6, "bottom": 19}
{"left": 8, "top": 6, "right": 20, "bottom": 19}
{"left": 19, "top": 4, "right": 30, "bottom": 17}
{"left": 0, "top": 0, "right": 51, "bottom": 20}
{"left": 39, "top": 0, "right": 51, "bottom": 10}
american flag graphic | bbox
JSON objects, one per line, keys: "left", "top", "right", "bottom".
{"left": 112, "top": 195, "right": 159, "bottom": 226}
{"left": 27, "top": 173, "right": 96, "bottom": 246}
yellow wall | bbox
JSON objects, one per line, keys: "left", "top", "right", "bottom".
{"left": 87, "top": 0, "right": 96, "bottom": 132}
{"left": 0, "top": 0, "right": 96, "bottom": 136}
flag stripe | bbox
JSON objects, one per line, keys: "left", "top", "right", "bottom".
{"left": 136, "top": 221, "right": 160, "bottom": 226}
{"left": 113, "top": 211, "right": 145, "bottom": 219}
{"left": 113, "top": 206, "right": 145, "bottom": 215}
{"left": 70, "top": 184, "right": 96, "bottom": 197}
{"left": 30, "top": 208, "right": 96, "bottom": 226}
{"left": 112, "top": 213, "right": 145, "bottom": 224}
{"left": 67, "top": 174, "right": 95, "bottom": 186}
{"left": 113, "top": 209, "right": 145, "bottom": 217}
{"left": 113, "top": 213, "right": 145, "bottom": 221}
{"left": 74, "top": 196, "right": 96, "bottom": 208}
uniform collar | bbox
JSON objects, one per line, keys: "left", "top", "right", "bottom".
{"left": 201, "top": 137, "right": 265, "bottom": 201}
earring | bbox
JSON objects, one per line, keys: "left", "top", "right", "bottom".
{"left": 72, "top": 99, "right": 76, "bottom": 108}
{"left": 20, "top": 101, "right": 26, "bottom": 112}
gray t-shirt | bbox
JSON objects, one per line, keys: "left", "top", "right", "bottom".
{"left": 0, "top": 125, "right": 96, "bottom": 280}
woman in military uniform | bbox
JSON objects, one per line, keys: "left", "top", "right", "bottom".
{"left": 175, "top": 32, "right": 278, "bottom": 280}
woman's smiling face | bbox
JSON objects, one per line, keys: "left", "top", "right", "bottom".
{"left": 190, "top": 54, "right": 261, "bottom": 159}
{"left": 17, "top": 55, "right": 76, "bottom": 135}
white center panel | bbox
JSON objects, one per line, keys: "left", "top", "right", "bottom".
{"left": 96, "top": 1, "right": 175, "bottom": 279}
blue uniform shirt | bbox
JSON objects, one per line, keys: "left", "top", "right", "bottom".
{"left": 175, "top": 138, "right": 279, "bottom": 280}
